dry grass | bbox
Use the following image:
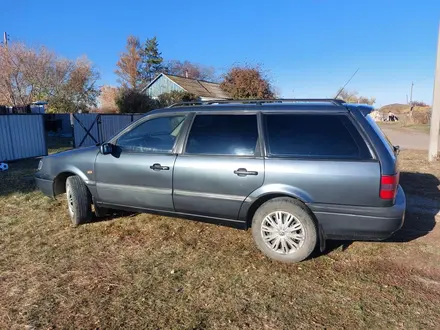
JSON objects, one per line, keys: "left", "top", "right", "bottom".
{"left": 1, "top": 150, "right": 440, "bottom": 329}
{"left": 378, "top": 121, "right": 430, "bottom": 134}
{"left": 379, "top": 104, "right": 431, "bottom": 128}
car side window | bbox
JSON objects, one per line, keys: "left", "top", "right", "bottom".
{"left": 117, "top": 115, "right": 186, "bottom": 153}
{"left": 185, "top": 114, "right": 259, "bottom": 156}
{"left": 264, "top": 114, "right": 372, "bottom": 159}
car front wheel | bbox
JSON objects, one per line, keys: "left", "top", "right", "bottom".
{"left": 252, "top": 197, "right": 317, "bottom": 263}
{"left": 65, "top": 176, "right": 92, "bottom": 226}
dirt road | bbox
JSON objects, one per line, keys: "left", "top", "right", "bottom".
{"left": 381, "top": 127, "right": 438, "bottom": 150}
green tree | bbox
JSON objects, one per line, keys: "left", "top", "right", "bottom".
{"left": 141, "top": 37, "right": 164, "bottom": 83}
{"left": 115, "top": 88, "right": 158, "bottom": 113}
{"left": 157, "top": 90, "right": 198, "bottom": 108}
{"left": 220, "top": 65, "right": 275, "bottom": 99}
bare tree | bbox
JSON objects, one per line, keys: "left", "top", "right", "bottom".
{"left": 115, "top": 36, "right": 142, "bottom": 90}
{"left": 48, "top": 56, "right": 100, "bottom": 113}
{"left": 165, "top": 60, "right": 217, "bottom": 81}
{"left": 337, "top": 90, "right": 375, "bottom": 105}
{"left": 0, "top": 42, "right": 100, "bottom": 112}
{"left": 99, "top": 85, "right": 119, "bottom": 113}
{"left": 0, "top": 42, "right": 50, "bottom": 106}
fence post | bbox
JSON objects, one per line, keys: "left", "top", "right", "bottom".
{"left": 72, "top": 113, "right": 76, "bottom": 148}
{"left": 41, "top": 114, "right": 48, "bottom": 156}
{"left": 98, "top": 114, "right": 103, "bottom": 144}
{"left": 429, "top": 23, "right": 440, "bottom": 161}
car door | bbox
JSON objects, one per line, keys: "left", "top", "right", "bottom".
{"left": 95, "top": 114, "right": 187, "bottom": 211}
{"left": 173, "top": 113, "right": 264, "bottom": 220}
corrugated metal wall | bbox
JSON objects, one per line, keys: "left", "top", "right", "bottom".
{"left": 100, "top": 115, "right": 132, "bottom": 142}
{"left": 146, "top": 75, "right": 184, "bottom": 98}
{"left": 0, "top": 117, "right": 14, "bottom": 161}
{"left": 0, "top": 115, "right": 47, "bottom": 162}
{"left": 132, "top": 114, "right": 145, "bottom": 122}
{"left": 73, "top": 114, "right": 146, "bottom": 148}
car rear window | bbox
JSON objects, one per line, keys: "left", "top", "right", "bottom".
{"left": 365, "top": 114, "right": 396, "bottom": 157}
{"left": 264, "top": 113, "right": 372, "bottom": 159}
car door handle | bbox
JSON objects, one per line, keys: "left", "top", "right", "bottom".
{"left": 150, "top": 163, "right": 170, "bottom": 171}
{"left": 234, "top": 168, "right": 258, "bottom": 176}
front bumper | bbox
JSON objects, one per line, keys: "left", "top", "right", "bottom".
{"left": 310, "top": 185, "right": 406, "bottom": 240}
{"left": 35, "top": 175, "right": 54, "bottom": 198}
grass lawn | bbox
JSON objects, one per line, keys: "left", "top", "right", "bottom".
{"left": 0, "top": 150, "right": 439, "bottom": 329}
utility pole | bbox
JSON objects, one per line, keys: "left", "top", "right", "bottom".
{"left": 3, "top": 32, "right": 9, "bottom": 46}
{"left": 429, "top": 24, "right": 440, "bottom": 161}
{"left": 410, "top": 81, "right": 414, "bottom": 105}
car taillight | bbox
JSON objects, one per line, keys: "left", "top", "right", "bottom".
{"left": 380, "top": 173, "right": 399, "bottom": 199}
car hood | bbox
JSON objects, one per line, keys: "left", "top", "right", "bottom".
{"left": 49, "top": 146, "right": 99, "bottom": 159}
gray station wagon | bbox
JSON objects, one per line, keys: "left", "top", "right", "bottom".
{"left": 35, "top": 99, "right": 406, "bottom": 262}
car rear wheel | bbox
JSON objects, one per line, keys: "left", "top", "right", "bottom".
{"left": 252, "top": 197, "right": 317, "bottom": 263}
{"left": 66, "top": 176, "right": 92, "bottom": 226}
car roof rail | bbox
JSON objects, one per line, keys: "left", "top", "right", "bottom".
{"left": 167, "top": 98, "right": 347, "bottom": 108}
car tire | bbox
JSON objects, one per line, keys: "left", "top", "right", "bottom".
{"left": 65, "top": 176, "right": 92, "bottom": 226}
{"left": 252, "top": 197, "right": 317, "bottom": 263}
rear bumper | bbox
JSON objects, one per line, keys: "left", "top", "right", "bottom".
{"left": 309, "top": 185, "right": 406, "bottom": 240}
{"left": 35, "top": 176, "right": 54, "bottom": 198}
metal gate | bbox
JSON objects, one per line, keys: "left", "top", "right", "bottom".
{"left": 73, "top": 114, "right": 145, "bottom": 148}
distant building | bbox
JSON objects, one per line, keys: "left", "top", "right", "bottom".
{"left": 30, "top": 101, "right": 47, "bottom": 114}
{"left": 0, "top": 101, "right": 47, "bottom": 114}
{"left": 143, "top": 73, "right": 230, "bottom": 101}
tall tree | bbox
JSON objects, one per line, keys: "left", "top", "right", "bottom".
{"left": 220, "top": 65, "right": 275, "bottom": 99}
{"left": 115, "top": 35, "right": 142, "bottom": 90}
{"left": 141, "top": 36, "right": 164, "bottom": 83}
{"left": 165, "top": 60, "right": 217, "bottom": 81}
{"left": 0, "top": 42, "right": 100, "bottom": 112}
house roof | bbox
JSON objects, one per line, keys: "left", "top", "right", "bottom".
{"left": 146, "top": 73, "right": 230, "bottom": 99}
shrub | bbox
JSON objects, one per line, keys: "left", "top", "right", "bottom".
{"left": 115, "top": 89, "right": 158, "bottom": 113}
{"left": 220, "top": 65, "right": 275, "bottom": 99}
{"left": 157, "top": 90, "right": 198, "bottom": 108}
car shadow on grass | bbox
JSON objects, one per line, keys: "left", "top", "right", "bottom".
{"left": 387, "top": 171, "right": 439, "bottom": 242}
{"left": 86, "top": 210, "right": 138, "bottom": 224}
{"left": 0, "top": 158, "right": 40, "bottom": 197}
{"left": 315, "top": 171, "right": 439, "bottom": 257}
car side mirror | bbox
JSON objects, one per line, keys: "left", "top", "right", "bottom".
{"left": 100, "top": 143, "right": 113, "bottom": 155}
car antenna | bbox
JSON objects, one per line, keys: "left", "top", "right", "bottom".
{"left": 334, "top": 68, "right": 360, "bottom": 99}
